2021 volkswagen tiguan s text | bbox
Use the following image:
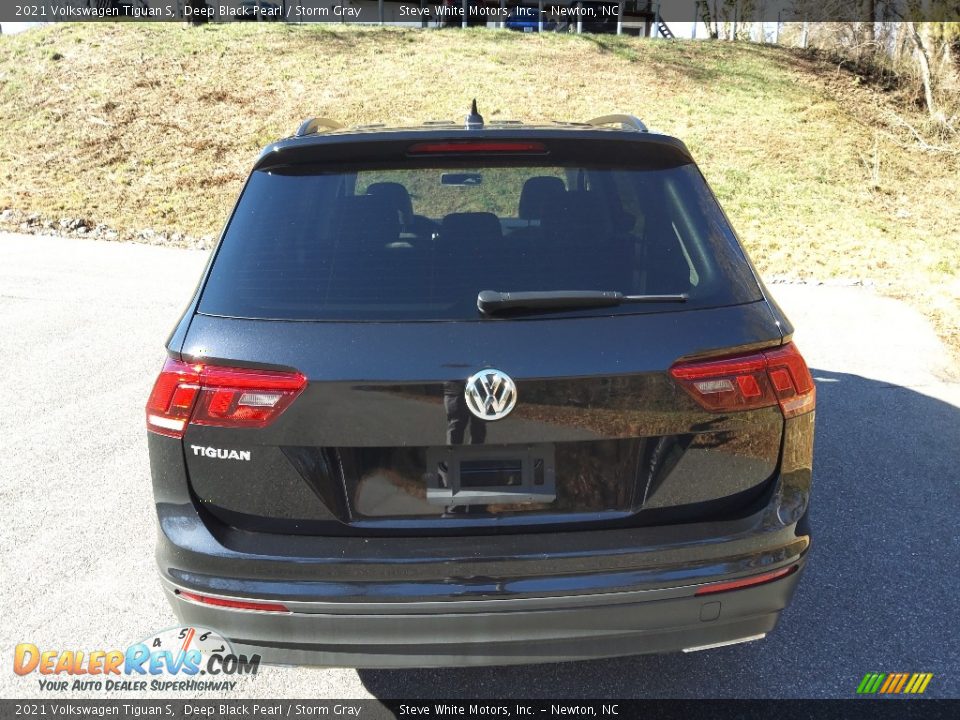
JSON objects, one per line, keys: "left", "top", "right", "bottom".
{"left": 146, "top": 105, "right": 815, "bottom": 667}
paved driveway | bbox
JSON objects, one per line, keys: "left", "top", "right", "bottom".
{"left": 1, "top": 233, "right": 957, "bottom": 699}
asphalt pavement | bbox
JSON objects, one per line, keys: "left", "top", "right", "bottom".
{"left": 1, "top": 232, "right": 957, "bottom": 700}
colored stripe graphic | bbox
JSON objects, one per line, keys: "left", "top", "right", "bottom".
{"left": 857, "top": 672, "right": 933, "bottom": 695}
{"left": 880, "top": 673, "right": 908, "bottom": 693}
{"left": 857, "top": 673, "right": 885, "bottom": 694}
{"left": 893, "top": 673, "right": 909, "bottom": 693}
{"left": 904, "top": 673, "right": 934, "bottom": 694}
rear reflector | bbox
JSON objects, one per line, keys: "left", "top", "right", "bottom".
{"left": 694, "top": 564, "right": 798, "bottom": 596}
{"left": 408, "top": 141, "right": 547, "bottom": 155}
{"left": 177, "top": 590, "right": 290, "bottom": 614}
{"left": 146, "top": 358, "right": 306, "bottom": 438}
{"left": 670, "top": 342, "right": 815, "bottom": 418}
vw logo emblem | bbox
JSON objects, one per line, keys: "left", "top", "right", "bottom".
{"left": 464, "top": 369, "right": 517, "bottom": 421}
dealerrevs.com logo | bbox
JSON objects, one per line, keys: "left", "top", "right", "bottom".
{"left": 14, "top": 627, "right": 260, "bottom": 692}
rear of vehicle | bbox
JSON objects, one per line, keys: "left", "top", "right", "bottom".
{"left": 146, "top": 122, "right": 814, "bottom": 667}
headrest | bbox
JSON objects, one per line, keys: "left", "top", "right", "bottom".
{"left": 365, "top": 182, "right": 414, "bottom": 222}
{"left": 518, "top": 176, "right": 566, "bottom": 219}
{"left": 440, "top": 212, "right": 503, "bottom": 243}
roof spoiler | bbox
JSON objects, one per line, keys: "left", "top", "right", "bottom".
{"left": 292, "top": 113, "right": 648, "bottom": 137}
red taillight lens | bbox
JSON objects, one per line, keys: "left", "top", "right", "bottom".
{"left": 762, "top": 344, "right": 816, "bottom": 418}
{"left": 190, "top": 364, "right": 307, "bottom": 429}
{"left": 407, "top": 141, "right": 547, "bottom": 155}
{"left": 694, "top": 564, "right": 798, "bottom": 596}
{"left": 670, "top": 343, "right": 815, "bottom": 419}
{"left": 146, "top": 358, "right": 306, "bottom": 438}
{"left": 178, "top": 590, "right": 290, "bottom": 614}
{"left": 146, "top": 358, "right": 201, "bottom": 438}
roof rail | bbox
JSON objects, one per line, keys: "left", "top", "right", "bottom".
{"left": 585, "top": 114, "right": 649, "bottom": 133}
{"left": 295, "top": 117, "right": 344, "bottom": 137}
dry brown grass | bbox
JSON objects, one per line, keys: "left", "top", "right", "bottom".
{"left": 0, "top": 23, "right": 958, "bottom": 356}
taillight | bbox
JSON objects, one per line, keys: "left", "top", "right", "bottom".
{"left": 670, "top": 343, "right": 815, "bottom": 418}
{"left": 146, "top": 357, "right": 307, "bottom": 438}
{"left": 145, "top": 359, "right": 201, "bottom": 438}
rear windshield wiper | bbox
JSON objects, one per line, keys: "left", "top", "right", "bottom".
{"left": 477, "top": 289, "right": 688, "bottom": 315}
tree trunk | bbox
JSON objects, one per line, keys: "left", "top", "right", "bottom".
{"left": 907, "top": 21, "right": 938, "bottom": 120}
{"left": 894, "top": 22, "right": 908, "bottom": 69}
{"left": 697, "top": 0, "right": 717, "bottom": 39}
{"left": 862, "top": 0, "right": 875, "bottom": 44}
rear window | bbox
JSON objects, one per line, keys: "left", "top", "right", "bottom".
{"left": 198, "top": 162, "right": 762, "bottom": 321}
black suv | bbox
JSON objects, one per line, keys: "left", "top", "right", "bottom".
{"left": 146, "top": 107, "right": 815, "bottom": 667}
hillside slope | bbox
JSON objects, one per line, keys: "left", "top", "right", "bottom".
{"left": 0, "top": 23, "right": 957, "bottom": 355}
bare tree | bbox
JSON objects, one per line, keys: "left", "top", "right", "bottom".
{"left": 862, "top": 0, "right": 876, "bottom": 45}
{"left": 907, "top": 21, "right": 938, "bottom": 119}
{"left": 697, "top": 0, "right": 719, "bottom": 38}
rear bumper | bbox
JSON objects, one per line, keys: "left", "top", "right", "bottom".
{"left": 161, "top": 563, "right": 804, "bottom": 668}
{"left": 151, "top": 418, "right": 813, "bottom": 668}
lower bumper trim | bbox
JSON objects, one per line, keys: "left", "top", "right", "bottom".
{"left": 682, "top": 633, "right": 767, "bottom": 653}
{"left": 162, "top": 562, "right": 804, "bottom": 668}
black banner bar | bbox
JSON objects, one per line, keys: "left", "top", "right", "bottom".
{"left": 3, "top": 699, "right": 959, "bottom": 720}
{"left": 3, "top": 0, "right": 960, "bottom": 25}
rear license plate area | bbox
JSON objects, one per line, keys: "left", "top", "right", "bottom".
{"left": 425, "top": 444, "right": 556, "bottom": 506}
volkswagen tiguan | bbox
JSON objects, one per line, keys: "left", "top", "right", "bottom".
{"left": 146, "top": 106, "right": 815, "bottom": 667}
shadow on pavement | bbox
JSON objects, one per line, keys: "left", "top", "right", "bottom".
{"left": 357, "top": 370, "right": 960, "bottom": 699}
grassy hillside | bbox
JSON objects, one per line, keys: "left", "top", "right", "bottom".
{"left": 1, "top": 23, "right": 958, "bottom": 357}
